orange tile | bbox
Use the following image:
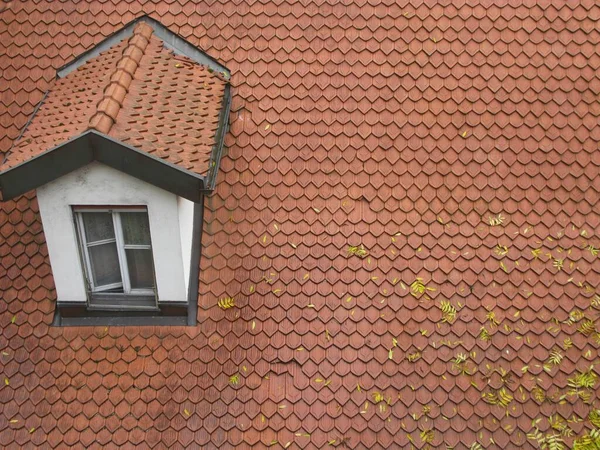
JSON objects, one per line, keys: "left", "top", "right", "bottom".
{"left": 2, "top": 1, "right": 600, "bottom": 448}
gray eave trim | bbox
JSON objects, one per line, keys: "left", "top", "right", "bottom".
{"left": 58, "top": 15, "right": 230, "bottom": 79}
{"left": 0, "top": 131, "right": 206, "bottom": 202}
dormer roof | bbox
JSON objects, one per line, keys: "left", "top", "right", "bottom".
{"left": 0, "top": 17, "right": 231, "bottom": 201}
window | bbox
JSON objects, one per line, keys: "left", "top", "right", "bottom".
{"left": 74, "top": 207, "right": 157, "bottom": 311}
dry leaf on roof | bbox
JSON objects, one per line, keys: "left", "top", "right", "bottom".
{"left": 483, "top": 388, "right": 512, "bottom": 408}
{"left": 574, "top": 429, "right": 600, "bottom": 449}
{"left": 488, "top": 214, "right": 505, "bottom": 226}
{"left": 567, "top": 309, "right": 585, "bottom": 325}
{"left": 577, "top": 319, "right": 596, "bottom": 337}
{"left": 545, "top": 349, "right": 563, "bottom": 368}
{"left": 486, "top": 311, "right": 499, "bottom": 327}
{"left": 453, "top": 353, "right": 468, "bottom": 365}
{"left": 411, "top": 278, "right": 434, "bottom": 297}
{"left": 553, "top": 258, "right": 564, "bottom": 270}
{"left": 528, "top": 430, "right": 565, "bottom": 450}
{"left": 218, "top": 297, "right": 235, "bottom": 310}
{"left": 420, "top": 429, "right": 434, "bottom": 444}
{"left": 531, "top": 386, "right": 546, "bottom": 403}
{"left": 407, "top": 351, "right": 421, "bottom": 362}
{"left": 347, "top": 245, "right": 368, "bottom": 258}
{"left": 371, "top": 391, "right": 385, "bottom": 403}
{"left": 479, "top": 327, "right": 491, "bottom": 341}
{"left": 549, "top": 415, "right": 572, "bottom": 438}
{"left": 589, "top": 409, "right": 600, "bottom": 428}
{"left": 567, "top": 366, "right": 597, "bottom": 403}
{"left": 494, "top": 245, "right": 508, "bottom": 257}
{"left": 440, "top": 300, "right": 457, "bottom": 323}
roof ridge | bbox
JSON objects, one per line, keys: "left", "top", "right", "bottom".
{"left": 88, "top": 22, "right": 154, "bottom": 134}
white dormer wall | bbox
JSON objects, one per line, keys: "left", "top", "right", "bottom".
{"left": 37, "top": 162, "right": 194, "bottom": 304}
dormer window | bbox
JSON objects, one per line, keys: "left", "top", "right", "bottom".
{"left": 0, "top": 18, "right": 231, "bottom": 325}
{"left": 74, "top": 207, "right": 157, "bottom": 310}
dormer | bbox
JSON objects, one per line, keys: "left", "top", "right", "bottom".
{"left": 0, "top": 17, "right": 231, "bottom": 324}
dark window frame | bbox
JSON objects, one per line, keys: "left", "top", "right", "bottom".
{"left": 74, "top": 206, "right": 158, "bottom": 311}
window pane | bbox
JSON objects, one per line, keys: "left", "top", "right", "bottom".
{"left": 88, "top": 242, "right": 122, "bottom": 287}
{"left": 121, "top": 212, "right": 151, "bottom": 245}
{"left": 82, "top": 212, "right": 115, "bottom": 242}
{"left": 126, "top": 249, "right": 154, "bottom": 289}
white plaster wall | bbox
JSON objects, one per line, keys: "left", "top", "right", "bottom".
{"left": 37, "top": 162, "right": 192, "bottom": 304}
{"left": 177, "top": 196, "right": 195, "bottom": 295}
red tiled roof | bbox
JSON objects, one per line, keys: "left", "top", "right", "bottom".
{"left": 1, "top": 21, "right": 228, "bottom": 177}
{"left": 2, "top": 1, "right": 600, "bottom": 449}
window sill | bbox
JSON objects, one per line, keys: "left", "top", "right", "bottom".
{"left": 87, "top": 304, "right": 159, "bottom": 312}
{"left": 89, "top": 292, "right": 158, "bottom": 311}
{"left": 53, "top": 300, "right": 190, "bottom": 326}
{"left": 58, "top": 314, "right": 188, "bottom": 327}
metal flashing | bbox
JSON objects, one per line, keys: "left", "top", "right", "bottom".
{"left": 53, "top": 299, "right": 188, "bottom": 326}
{"left": 206, "top": 83, "right": 232, "bottom": 190}
{"left": 57, "top": 15, "right": 230, "bottom": 79}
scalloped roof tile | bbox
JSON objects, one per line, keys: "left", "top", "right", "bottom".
{"left": 1, "top": 1, "right": 600, "bottom": 449}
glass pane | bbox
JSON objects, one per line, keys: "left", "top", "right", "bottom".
{"left": 82, "top": 212, "right": 115, "bottom": 243}
{"left": 121, "top": 212, "right": 151, "bottom": 245}
{"left": 126, "top": 249, "right": 154, "bottom": 289}
{"left": 88, "top": 242, "right": 122, "bottom": 287}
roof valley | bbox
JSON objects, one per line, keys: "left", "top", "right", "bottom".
{"left": 87, "top": 22, "right": 154, "bottom": 135}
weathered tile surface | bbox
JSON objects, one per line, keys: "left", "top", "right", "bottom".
{"left": 1, "top": 1, "right": 600, "bottom": 448}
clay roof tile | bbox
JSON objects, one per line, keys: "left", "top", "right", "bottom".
{"left": 2, "top": 3, "right": 600, "bottom": 449}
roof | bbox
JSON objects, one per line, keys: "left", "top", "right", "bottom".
{"left": 0, "top": 18, "right": 230, "bottom": 200}
{"left": 1, "top": 1, "right": 600, "bottom": 449}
